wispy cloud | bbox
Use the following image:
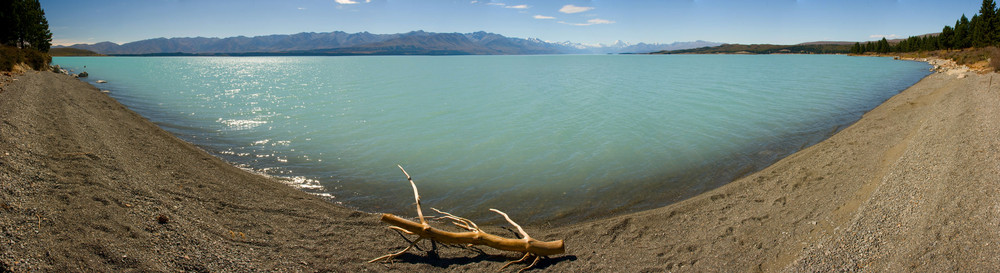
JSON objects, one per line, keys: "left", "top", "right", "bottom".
{"left": 51, "top": 38, "right": 95, "bottom": 46}
{"left": 487, "top": 2, "right": 506, "bottom": 6}
{"left": 869, "top": 34, "right": 902, "bottom": 39}
{"left": 335, "top": 0, "right": 370, "bottom": 4}
{"left": 534, "top": 15, "right": 555, "bottom": 19}
{"left": 471, "top": 0, "right": 478, "bottom": 3}
{"left": 587, "top": 19, "right": 614, "bottom": 25}
{"left": 506, "top": 4, "right": 529, "bottom": 9}
{"left": 559, "top": 18, "right": 615, "bottom": 26}
{"left": 559, "top": 4, "right": 594, "bottom": 14}
{"left": 297, "top": 7, "right": 306, "bottom": 10}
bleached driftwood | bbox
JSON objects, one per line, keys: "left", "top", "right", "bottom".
{"left": 369, "top": 165, "right": 565, "bottom": 272}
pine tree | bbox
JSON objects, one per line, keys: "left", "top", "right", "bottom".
{"left": 871, "top": 0, "right": 998, "bottom": 53}
{"left": 0, "top": 0, "right": 52, "bottom": 52}
{"left": 971, "top": 14, "right": 990, "bottom": 47}
{"left": 25, "top": 0, "right": 52, "bottom": 52}
{"left": 979, "top": 0, "right": 998, "bottom": 45}
{"left": 0, "top": 1, "right": 15, "bottom": 47}
{"left": 940, "top": 26, "right": 955, "bottom": 49}
{"left": 877, "top": 37, "right": 890, "bottom": 53}
{"left": 954, "top": 15, "right": 971, "bottom": 49}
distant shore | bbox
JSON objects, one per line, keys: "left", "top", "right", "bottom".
{"left": 2, "top": 58, "right": 999, "bottom": 271}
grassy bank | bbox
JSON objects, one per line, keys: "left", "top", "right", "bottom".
{"left": 48, "top": 47, "right": 103, "bottom": 57}
{"left": 860, "top": 47, "right": 1000, "bottom": 72}
{"left": 0, "top": 46, "right": 50, "bottom": 72}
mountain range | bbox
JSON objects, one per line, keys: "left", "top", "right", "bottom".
{"left": 59, "top": 31, "right": 722, "bottom": 56}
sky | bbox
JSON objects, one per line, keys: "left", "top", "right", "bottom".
{"left": 41, "top": 0, "right": 985, "bottom": 46}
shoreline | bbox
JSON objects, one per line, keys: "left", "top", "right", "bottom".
{"left": 542, "top": 62, "right": 1000, "bottom": 271}
{"left": 48, "top": 54, "right": 931, "bottom": 227}
{"left": 2, "top": 60, "right": 998, "bottom": 271}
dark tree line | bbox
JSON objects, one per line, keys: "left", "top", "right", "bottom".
{"left": 851, "top": 0, "right": 1000, "bottom": 54}
{"left": 1, "top": 0, "right": 52, "bottom": 52}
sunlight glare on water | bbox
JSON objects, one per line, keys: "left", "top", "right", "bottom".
{"left": 54, "top": 55, "right": 930, "bottom": 224}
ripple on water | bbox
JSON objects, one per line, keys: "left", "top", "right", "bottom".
{"left": 52, "top": 55, "right": 931, "bottom": 224}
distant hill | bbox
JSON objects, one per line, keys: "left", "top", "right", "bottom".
{"left": 798, "top": 33, "right": 940, "bottom": 46}
{"left": 294, "top": 31, "right": 570, "bottom": 55}
{"left": 619, "top": 40, "right": 723, "bottom": 53}
{"left": 58, "top": 31, "right": 576, "bottom": 56}
{"left": 554, "top": 40, "right": 723, "bottom": 54}
{"left": 653, "top": 43, "right": 853, "bottom": 55}
{"left": 797, "top": 41, "right": 857, "bottom": 46}
{"left": 48, "top": 47, "right": 103, "bottom": 56}
{"left": 56, "top": 31, "right": 717, "bottom": 56}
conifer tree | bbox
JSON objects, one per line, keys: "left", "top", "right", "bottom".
{"left": 877, "top": 37, "right": 890, "bottom": 53}
{"left": 971, "top": 14, "right": 990, "bottom": 47}
{"left": 979, "top": 0, "right": 998, "bottom": 45}
{"left": 0, "top": 1, "right": 14, "bottom": 47}
{"left": 25, "top": 0, "right": 52, "bottom": 52}
{"left": 0, "top": 0, "right": 52, "bottom": 52}
{"left": 954, "top": 15, "right": 971, "bottom": 49}
{"left": 883, "top": 0, "right": 998, "bottom": 53}
{"left": 940, "top": 26, "right": 955, "bottom": 49}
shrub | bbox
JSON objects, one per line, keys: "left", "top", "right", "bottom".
{"left": 990, "top": 47, "right": 1000, "bottom": 72}
{"left": 0, "top": 45, "right": 50, "bottom": 72}
{"left": 23, "top": 48, "right": 50, "bottom": 71}
{"left": 0, "top": 46, "right": 21, "bottom": 72}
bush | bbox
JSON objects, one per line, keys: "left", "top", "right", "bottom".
{"left": 0, "top": 46, "right": 21, "bottom": 71}
{"left": 990, "top": 47, "right": 1000, "bottom": 72}
{"left": 23, "top": 48, "right": 50, "bottom": 71}
{"left": 0, "top": 45, "right": 50, "bottom": 72}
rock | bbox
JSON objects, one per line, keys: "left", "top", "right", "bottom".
{"left": 96, "top": 80, "right": 107, "bottom": 83}
{"left": 958, "top": 74, "right": 968, "bottom": 79}
{"left": 50, "top": 65, "right": 66, "bottom": 74}
{"left": 78, "top": 71, "right": 88, "bottom": 78}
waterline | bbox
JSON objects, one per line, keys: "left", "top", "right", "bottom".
{"left": 53, "top": 55, "right": 930, "bottom": 224}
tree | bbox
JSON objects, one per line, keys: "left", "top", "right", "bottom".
{"left": 0, "top": 0, "right": 52, "bottom": 52}
{"left": 979, "top": 0, "right": 998, "bottom": 45}
{"left": 971, "top": 14, "right": 990, "bottom": 47}
{"left": 877, "top": 37, "right": 890, "bottom": 53}
{"left": 940, "top": 25, "right": 955, "bottom": 49}
{"left": 850, "top": 42, "right": 862, "bottom": 54}
{"left": 25, "top": 0, "right": 52, "bottom": 52}
{"left": 885, "top": 0, "right": 998, "bottom": 53}
{"left": 952, "top": 15, "right": 971, "bottom": 49}
{"left": 0, "top": 1, "right": 14, "bottom": 47}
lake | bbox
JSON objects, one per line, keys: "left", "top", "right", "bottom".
{"left": 53, "top": 55, "right": 930, "bottom": 224}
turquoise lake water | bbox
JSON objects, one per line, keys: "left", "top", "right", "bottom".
{"left": 53, "top": 55, "right": 930, "bottom": 224}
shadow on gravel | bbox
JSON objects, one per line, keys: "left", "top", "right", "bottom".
{"left": 391, "top": 251, "right": 577, "bottom": 270}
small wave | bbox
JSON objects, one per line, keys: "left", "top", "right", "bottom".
{"left": 218, "top": 118, "right": 267, "bottom": 130}
{"left": 281, "top": 176, "right": 324, "bottom": 190}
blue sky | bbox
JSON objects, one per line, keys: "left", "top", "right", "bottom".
{"left": 42, "top": 0, "right": 984, "bottom": 46}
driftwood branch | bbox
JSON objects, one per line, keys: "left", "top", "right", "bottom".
{"left": 369, "top": 165, "right": 565, "bottom": 272}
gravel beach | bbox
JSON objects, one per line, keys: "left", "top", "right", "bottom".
{"left": 1, "top": 66, "right": 998, "bottom": 272}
